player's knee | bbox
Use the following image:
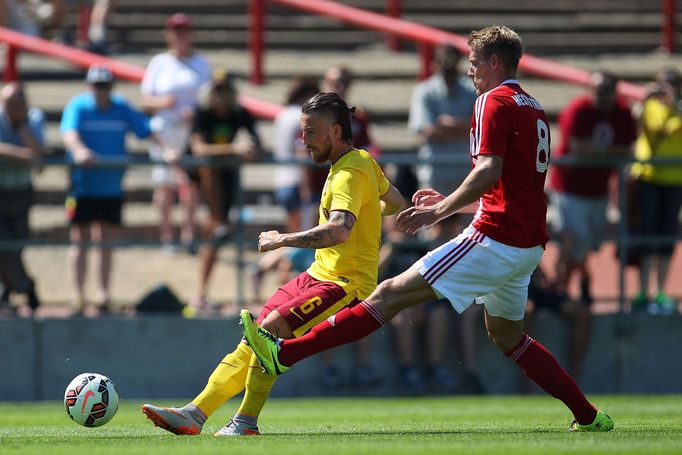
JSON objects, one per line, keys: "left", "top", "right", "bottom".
{"left": 487, "top": 327, "right": 523, "bottom": 353}
{"left": 260, "top": 311, "right": 294, "bottom": 339}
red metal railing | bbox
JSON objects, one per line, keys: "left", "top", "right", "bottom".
{"left": 662, "top": 0, "right": 677, "bottom": 53}
{"left": 251, "top": 0, "right": 647, "bottom": 100}
{"left": 0, "top": 27, "right": 282, "bottom": 120}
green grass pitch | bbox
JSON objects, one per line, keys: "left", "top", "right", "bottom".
{"left": 1, "top": 395, "right": 681, "bottom": 454}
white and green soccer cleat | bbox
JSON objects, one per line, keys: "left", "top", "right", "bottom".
{"left": 569, "top": 411, "right": 614, "bottom": 432}
{"left": 240, "top": 309, "right": 289, "bottom": 376}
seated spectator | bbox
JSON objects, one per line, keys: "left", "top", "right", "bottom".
{"left": 188, "top": 69, "right": 261, "bottom": 314}
{"left": 0, "top": 82, "right": 43, "bottom": 316}
{"left": 549, "top": 72, "right": 636, "bottom": 305}
{"left": 61, "top": 65, "right": 175, "bottom": 316}
{"left": 630, "top": 68, "right": 682, "bottom": 314}
{"left": 386, "top": 214, "right": 484, "bottom": 395}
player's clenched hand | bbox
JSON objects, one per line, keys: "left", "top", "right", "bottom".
{"left": 258, "top": 230, "right": 283, "bottom": 252}
{"left": 412, "top": 189, "right": 445, "bottom": 207}
{"left": 395, "top": 205, "right": 440, "bottom": 235}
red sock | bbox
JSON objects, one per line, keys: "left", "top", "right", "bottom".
{"left": 279, "top": 302, "right": 385, "bottom": 367}
{"left": 507, "top": 334, "right": 597, "bottom": 425}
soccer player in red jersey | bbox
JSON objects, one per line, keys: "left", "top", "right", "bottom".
{"left": 243, "top": 25, "right": 613, "bottom": 432}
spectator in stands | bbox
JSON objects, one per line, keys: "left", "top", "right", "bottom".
{"left": 385, "top": 213, "right": 484, "bottom": 395}
{"left": 408, "top": 44, "right": 477, "bottom": 197}
{"left": 318, "top": 65, "right": 383, "bottom": 390}
{"left": 549, "top": 72, "right": 636, "bottom": 305}
{"left": 526, "top": 266, "right": 592, "bottom": 384}
{"left": 188, "top": 69, "right": 261, "bottom": 314}
{"left": 630, "top": 68, "right": 682, "bottom": 314}
{"left": 272, "top": 77, "right": 319, "bottom": 233}
{"left": 0, "top": 82, "right": 43, "bottom": 316}
{"left": 322, "top": 65, "right": 380, "bottom": 157}
{"left": 141, "top": 13, "right": 211, "bottom": 253}
{"left": 0, "top": 0, "right": 64, "bottom": 37}
{"left": 61, "top": 65, "right": 174, "bottom": 316}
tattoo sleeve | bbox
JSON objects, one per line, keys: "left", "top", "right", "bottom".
{"left": 282, "top": 210, "right": 356, "bottom": 249}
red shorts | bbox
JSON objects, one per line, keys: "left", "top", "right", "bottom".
{"left": 257, "top": 271, "right": 360, "bottom": 337}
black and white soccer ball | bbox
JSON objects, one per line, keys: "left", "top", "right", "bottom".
{"left": 64, "top": 373, "right": 119, "bottom": 427}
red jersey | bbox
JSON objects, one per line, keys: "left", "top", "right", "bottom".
{"left": 470, "top": 80, "right": 550, "bottom": 248}
{"left": 549, "top": 95, "right": 636, "bottom": 197}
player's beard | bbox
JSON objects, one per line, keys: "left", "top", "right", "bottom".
{"left": 310, "top": 136, "right": 332, "bottom": 164}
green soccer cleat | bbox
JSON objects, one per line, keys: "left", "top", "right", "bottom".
{"left": 569, "top": 411, "right": 614, "bottom": 432}
{"left": 240, "top": 309, "right": 290, "bottom": 376}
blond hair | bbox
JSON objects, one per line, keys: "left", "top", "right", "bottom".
{"left": 467, "top": 25, "right": 524, "bottom": 72}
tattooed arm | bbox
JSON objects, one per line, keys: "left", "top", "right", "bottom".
{"left": 257, "top": 210, "right": 356, "bottom": 252}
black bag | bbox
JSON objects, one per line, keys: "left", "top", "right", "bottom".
{"left": 135, "top": 285, "right": 185, "bottom": 314}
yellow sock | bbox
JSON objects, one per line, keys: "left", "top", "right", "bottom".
{"left": 235, "top": 354, "right": 277, "bottom": 418}
{"left": 191, "top": 342, "right": 251, "bottom": 417}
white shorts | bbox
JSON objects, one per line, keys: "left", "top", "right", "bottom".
{"left": 149, "top": 120, "right": 191, "bottom": 187}
{"left": 415, "top": 225, "right": 544, "bottom": 321}
{"left": 550, "top": 191, "right": 608, "bottom": 262}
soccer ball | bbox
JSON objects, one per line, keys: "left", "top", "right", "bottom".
{"left": 64, "top": 373, "right": 119, "bottom": 427}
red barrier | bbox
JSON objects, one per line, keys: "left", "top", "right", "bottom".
{"left": 0, "top": 27, "right": 282, "bottom": 119}
{"left": 249, "top": 0, "right": 266, "bottom": 84}
{"left": 661, "top": 0, "right": 677, "bottom": 53}
{"left": 263, "top": 0, "right": 646, "bottom": 100}
{"left": 385, "top": 0, "right": 402, "bottom": 51}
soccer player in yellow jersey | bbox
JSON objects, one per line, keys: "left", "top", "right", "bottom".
{"left": 142, "top": 92, "right": 404, "bottom": 436}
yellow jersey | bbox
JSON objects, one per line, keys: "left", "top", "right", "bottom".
{"left": 307, "top": 148, "right": 390, "bottom": 299}
{"left": 631, "top": 97, "right": 682, "bottom": 185}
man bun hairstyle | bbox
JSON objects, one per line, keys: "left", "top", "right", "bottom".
{"left": 467, "top": 25, "right": 524, "bottom": 72}
{"left": 302, "top": 92, "right": 355, "bottom": 144}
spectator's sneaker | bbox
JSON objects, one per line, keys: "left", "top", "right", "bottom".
{"left": 630, "top": 291, "right": 649, "bottom": 312}
{"left": 142, "top": 404, "right": 202, "bottom": 435}
{"left": 352, "top": 365, "right": 382, "bottom": 388}
{"left": 653, "top": 291, "right": 677, "bottom": 315}
{"left": 457, "top": 372, "right": 486, "bottom": 395}
{"left": 427, "top": 366, "right": 458, "bottom": 392}
{"left": 214, "top": 417, "right": 260, "bottom": 436}
{"left": 569, "top": 411, "right": 614, "bottom": 432}
{"left": 240, "top": 309, "right": 289, "bottom": 376}
{"left": 400, "top": 366, "right": 425, "bottom": 395}
{"left": 321, "top": 366, "right": 345, "bottom": 390}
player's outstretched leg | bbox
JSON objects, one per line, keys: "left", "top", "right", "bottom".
{"left": 142, "top": 403, "right": 206, "bottom": 436}
{"left": 569, "top": 411, "right": 614, "bottom": 432}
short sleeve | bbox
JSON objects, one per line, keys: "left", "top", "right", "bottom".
{"left": 476, "top": 96, "right": 512, "bottom": 158}
{"left": 124, "top": 102, "right": 152, "bottom": 139}
{"left": 27, "top": 108, "right": 45, "bottom": 146}
{"left": 559, "top": 98, "right": 591, "bottom": 140}
{"left": 141, "top": 55, "right": 162, "bottom": 95}
{"left": 60, "top": 96, "right": 81, "bottom": 133}
{"left": 329, "top": 168, "right": 368, "bottom": 218}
